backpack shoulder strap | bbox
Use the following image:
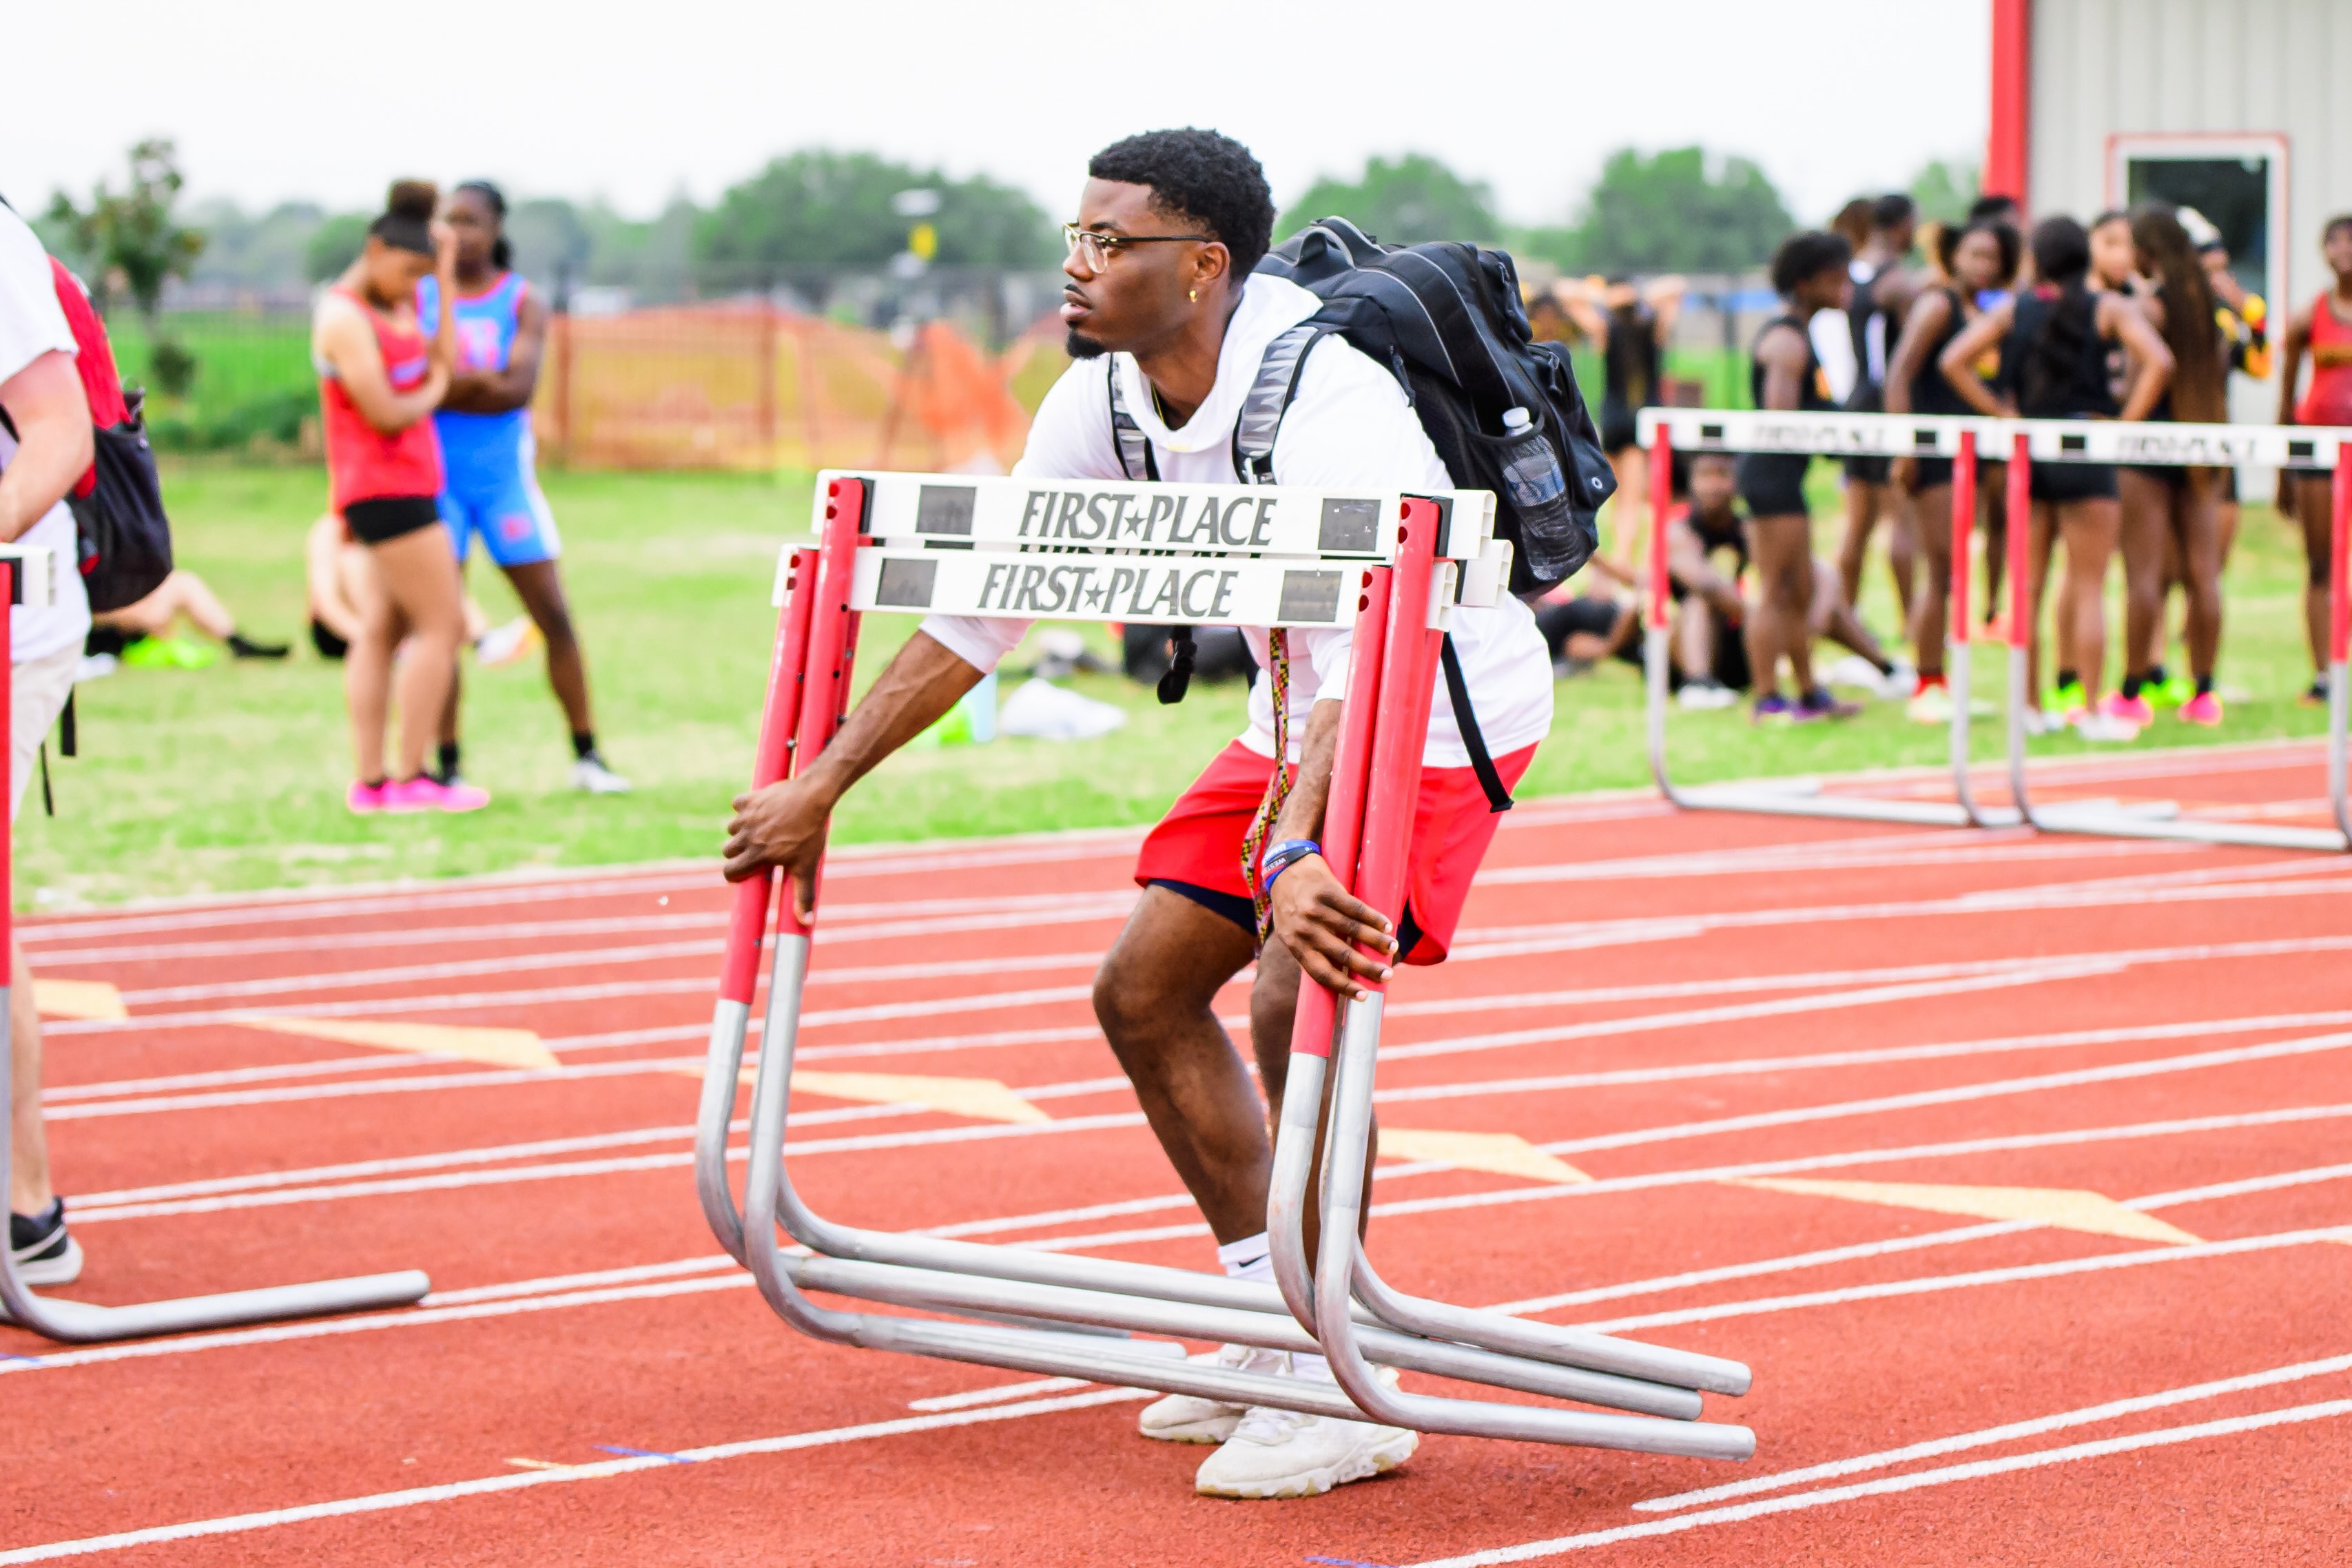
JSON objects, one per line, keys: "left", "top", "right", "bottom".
{"left": 1104, "top": 360, "right": 1159, "bottom": 482}
{"left": 1232, "top": 323, "right": 1327, "bottom": 485}
{"left": 1439, "top": 635, "right": 1514, "bottom": 814}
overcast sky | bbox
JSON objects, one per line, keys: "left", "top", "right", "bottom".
{"left": 6, "top": 0, "right": 1988, "bottom": 225}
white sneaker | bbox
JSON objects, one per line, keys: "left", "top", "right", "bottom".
{"left": 2071, "top": 712, "right": 2142, "bottom": 744}
{"left": 1820, "top": 654, "right": 1886, "bottom": 692}
{"left": 1906, "top": 684, "right": 1954, "bottom": 725}
{"left": 572, "top": 754, "right": 632, "bottom": 794}
{"left": 1194, "top": 1397, "right": 1419, "bottom": 1500}
{"left": 475, "top": 616, "right": 539, "bottom": 668}
{"left": 1675, "top": 678, "right": 1739, "bottom": 711}
{"left": 1139, "top": 1343, "right": 1284, "bottom": 1444}
{"left": 2021, "top": 707, "right": 2062, "bottom": 737}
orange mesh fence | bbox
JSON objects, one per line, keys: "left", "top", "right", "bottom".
{"left": 535, "top": 305, "right": 1065, "bottom": 474}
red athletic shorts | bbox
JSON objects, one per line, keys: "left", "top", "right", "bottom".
{"left": 1133, "top": 739, "right": 1536, "bottom": 964}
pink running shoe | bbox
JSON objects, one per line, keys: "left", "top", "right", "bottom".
{"left": 346, "top": 779, "right": 387, "bottom": 815}
{"left": 382, "top": 775, "right": 492, "bottom": 814}
{"left": 2101, "top": 690, "right": 2154, "bottom": 727}
{"left": 2180, "top": 690, "right": 2225, "bottom": 727}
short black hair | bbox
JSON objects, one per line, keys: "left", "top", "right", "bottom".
{"left": 1938, "top": 217, "right": 2022, "bottom": 286}
{"left": 1088, "top": 129, "right": 1275, "bottom": 278}
{"left": 1871, "top": 193, "right": 1917, "bottom": 230}
{"left": 1771, "top": 230, "right": 1853, "bottom": 296}
{"left": 2325, "top": 214, "right": 2352, "bottom": 245}
{"left": 1968, "top": 193, "right": 2021, "bottom": 222}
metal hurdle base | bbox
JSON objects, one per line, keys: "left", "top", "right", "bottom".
{"left": 695, "top": 478, "right": 1757, "bottom": 1467}
{"left": 0, "top": 546, "right": 431, "bottom": 1344}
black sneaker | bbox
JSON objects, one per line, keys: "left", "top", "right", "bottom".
{"left": 10, "top": 1198, "right": 82, "bottom": 1286}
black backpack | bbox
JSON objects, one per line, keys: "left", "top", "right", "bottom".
{"left": 1106, "top": 220, "right": 1609, "bottom": 812}
{"left": 1252, "top": 217, "right": 1615, "bottom": 593}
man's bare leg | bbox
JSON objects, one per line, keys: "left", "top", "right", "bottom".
{"left": 10, "top": 936, "right": 51, "bottom": 1215}
{"left": 1092, "top": 887, "right": 1266, "bottom": 1243}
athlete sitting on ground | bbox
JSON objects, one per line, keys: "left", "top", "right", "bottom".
{"left": 723, "top": 128, "right": 1553, "bottom": 1502}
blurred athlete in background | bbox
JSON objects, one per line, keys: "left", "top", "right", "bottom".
{"left": 1832, "top": 196, "right": 1922, "bottom": 647}
{"left": 2276, "top": 214, "right": 2352, "bottom": 705}
{"left": 1885, "top": 216, "right": 2019, "bottom": 725}
{"left": 312, "top": 180, "right": 486, "bottom": 813}
{"left": 422, "top": 180, "right": 628, "bottom": 795}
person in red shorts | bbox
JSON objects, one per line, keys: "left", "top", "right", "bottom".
{"left": 723, "top": 129, "right": 1551, "bottom": 1501}
{"left": 2276, "top": 214, "right": 2352, "bottom": 705}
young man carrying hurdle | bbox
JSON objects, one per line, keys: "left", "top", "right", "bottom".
{"left": 723, "top": 128, "right": 1553, "bottom": 1500}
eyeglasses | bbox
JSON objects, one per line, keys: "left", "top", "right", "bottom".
{"left": 1062, "top": 223, "right": 1212, "bottom": 270}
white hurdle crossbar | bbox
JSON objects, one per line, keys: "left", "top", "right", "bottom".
{"left": 0, "top": 546, "right": 431, "bottom": 1342}
{"left": 1636, "top": 408, "right": 2352, "bottom": 851}
{"left": 694, "top": 471, "right": 1755, "bottom": 1459}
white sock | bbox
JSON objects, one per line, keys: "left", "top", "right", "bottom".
{"left": 1215, "top": 1232, "right": 1275, "bottom": 1283}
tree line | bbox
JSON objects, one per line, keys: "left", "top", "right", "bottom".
{"left": 45, "top": 141, "right": 1982, "bottom": 322}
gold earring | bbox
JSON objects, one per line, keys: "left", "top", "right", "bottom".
{"left": 1189, "top": 288, "right": 1199, "bottom": 302}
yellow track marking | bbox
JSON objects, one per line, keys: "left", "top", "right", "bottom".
{"left": 32, "top": 979, "right": 125, "bottom": 1020}
{"left": 234, "top": 1016, "right": 560, "bottom": 1071}
{"left": 1379, "top": 1128, "right": 1593, "bottom": 1185}
{"left": 1735, "top": 1177, "right": 2201, "bottom": 1244}
{"left": 677, "top": 1066, "right": 1051, "bottom": 1124}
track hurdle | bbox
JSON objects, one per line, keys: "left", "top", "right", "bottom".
{"left": 698, "top": 472, "right": 1755, "bottom": 1460}
{"left": 1636, "top": 409, "right": 2352, "bottom": 849}
{"left": 1639, "top": 406, "right": 2012, "bottom": 827}
{"left": 1994, "top": 424, "right": 2352, "bottom": 852}
{"left": 0, "top": 548, "right": 431, "bottom": 1342}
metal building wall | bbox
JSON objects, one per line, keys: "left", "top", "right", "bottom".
{"left": 2030, "top": 0, "right": 2352, "bottom": 311}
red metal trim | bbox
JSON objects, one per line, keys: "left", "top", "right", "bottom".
{"left": 778, "top": 479, "right": 869, "bottom": 938}
{"left": 2333, "top": 444, "right": 2351, "bottom": 666}
{"left": 2006, "top": 435, "right": 2033, "bottom": 651}
{"left": 1647, "top": 430, "right": 1674, "bottom": 630}
{"left": 1289, "top": 564, "right": 1393, "bottom": 1060}
{"left": 1951, "top": 431, "right": 1977, "bottom": 637}
{"left": 1350, "top": 499, "right": 1443, "bottom": 991}
{"left": 717, "top": 547, "right": 821, "bottom": 1006}
{"left": 1987, "top": 0, "right": 2031, "bottom": 205}
{"left": 0, "top": 564, "right": 11, "bottom": 957}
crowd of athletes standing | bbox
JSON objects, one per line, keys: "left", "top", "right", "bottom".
{"left": 1543, "top": 192, "right": 2352, "bottom": 741}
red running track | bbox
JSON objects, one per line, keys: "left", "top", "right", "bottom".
{"left": 4, "top": 740, "right": 2351, "bottom": 1567}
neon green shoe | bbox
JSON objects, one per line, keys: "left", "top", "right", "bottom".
{"left": 2147, "top": 674, "right": 2196, "bottom": 710}
{"left": 120, "top": 636, "right": 220, "bottom": 670}
{"left": 2043, "top": 679, "right": 2086, "bottom": 715}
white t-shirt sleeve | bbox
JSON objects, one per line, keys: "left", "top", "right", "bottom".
{"left": 917, "top": 358, "right": 1126, "bottom": 672}
{"left": 0, "top": 207, "right": 94, "bottom": 666}
{"left": 0, "top": 211, "right": 73, "bottom": 384}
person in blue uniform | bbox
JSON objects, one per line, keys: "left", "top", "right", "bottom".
{"left": 423, "top": 180, "right": 628, "bottom": 794}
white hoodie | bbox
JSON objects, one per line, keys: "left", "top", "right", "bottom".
{"left": 920, "top": 274, "right": 1552, "bottom": 767}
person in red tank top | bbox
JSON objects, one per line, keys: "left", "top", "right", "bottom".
{"left": 2276, "top": 214, "right": 2352, "bottom": 703}
{"left": 311, "top": 180, "right": 487, "bottom": 814}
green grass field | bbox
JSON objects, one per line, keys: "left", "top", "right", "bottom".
{"left": 18, "top": 460, "right": 2329, "bottom": 908}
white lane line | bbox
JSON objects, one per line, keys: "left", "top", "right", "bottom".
{"left": 1483, "top": 1160, "right": 2352, "bottom": 1319}
{"left": 56, "top": 999, "right": 2340, "bottom": 1195}
{"left": 1477, "top": 834, "right": 2184, "bottom": 887}
{"left": 31, "top": 895, "right": 1137, "bottom": 971}
{"left": 116, "top": 944, "right": 1106, "bottom": 1008}
{"left": 43, "top": 978, "right": 1105, "bottom": 1040}
{"left": 1537, "top": 1029, "right": 2352, "bottom": 1158}
{"left": 1370, "top": 1103, "right": 2352, "bottom": 1239}
{"left": 17, "top": 1131, "right": 2351, "bottom": 1392}
{"left": 1449, "top": 867, "right": 2352, "bottom": 961}
{"left": 1379, "top": 962, "right": 2124, "bottom": 1066}
{"left": 1569, "top": 1226, "right": 2352, "bottom": 1336}
{"left": 1633, "top": 1350, "right": 2352, "bottom": 1512}
{"left": 0, "top": 1385, "right": 1154, "bottom": 1565}
{"left": 1403, "top": 1399, "right": 2352, "bottom": 1567}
